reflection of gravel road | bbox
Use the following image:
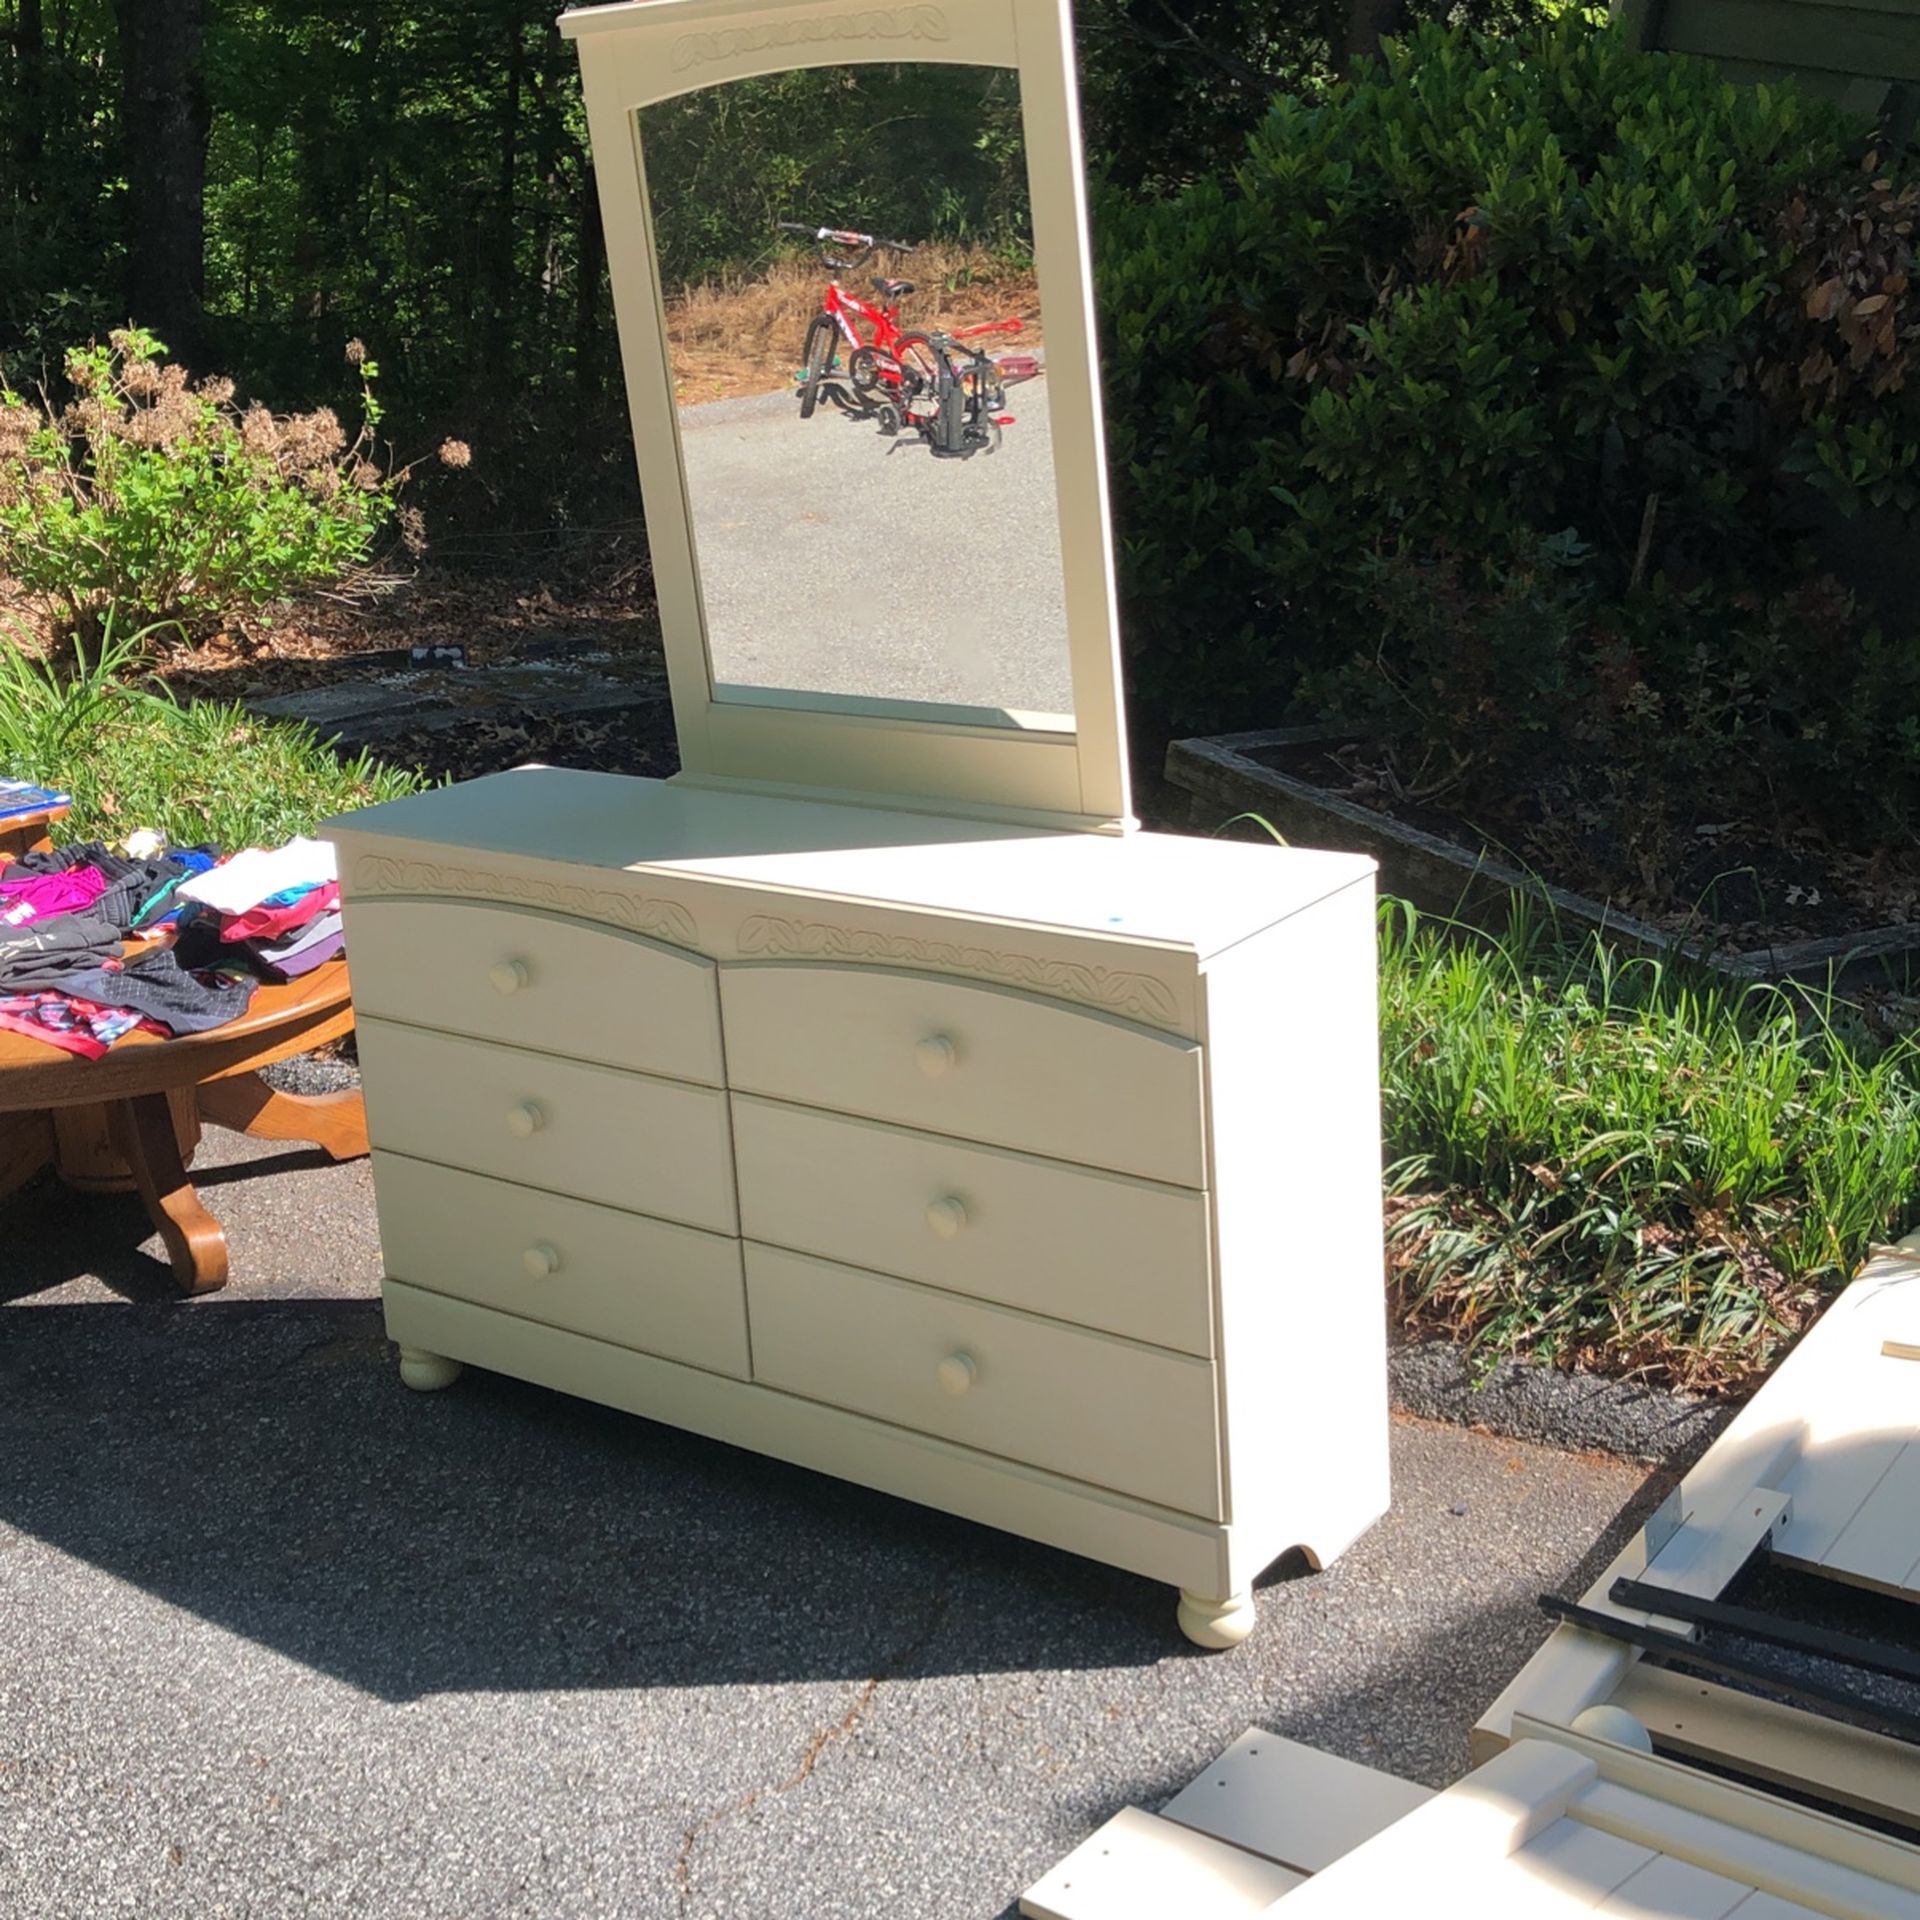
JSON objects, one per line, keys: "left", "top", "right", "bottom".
{"left": 676, "top": 374, "right": 1074, "bottom": 717}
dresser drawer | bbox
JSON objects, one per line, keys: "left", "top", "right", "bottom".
{"left": 745, "top": 1244, "right": 1222, "bottom": 1518}
{"left": 719, "top": 965, "right": 1205, "bottom": 1186}
{"left": 374, "top": 1154, "right": 749, "bottom": 1376}
{"left": 356, "top": 1019, "right": 737, "bottom": 1233}
{"left": 732, "top": 1098, "right": 1213, "bottom": 1356}
{"left": 344, "top": 897, "right": 722, "bottom": 1086}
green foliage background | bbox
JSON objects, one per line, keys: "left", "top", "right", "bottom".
{"left": 0, "top": 618, "right": 427, "bottom": 848}
{"left": 0, "top": 0, "right": 1561, "bottom": 535}
{"left": 1098, "top": 18, "right": 1920, "bottom": 842}
{"left": 4, "top": 0, "right": 1916, "bottom": 843}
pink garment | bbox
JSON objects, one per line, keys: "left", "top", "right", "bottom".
{"left": 0, "top": 866, "right": 107, "bottom": 929}
{"left": 0, "top": 991, "right": 159, "bottom": 1058}
{"left": 218, "top": 881, "right": 340, "bottom": 945}
{"left": 256, "top": 908, "right": 342, "bottom": 965}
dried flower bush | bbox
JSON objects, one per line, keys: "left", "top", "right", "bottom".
{"left": 0, "top": 328, "right": 470, "bottom": 642}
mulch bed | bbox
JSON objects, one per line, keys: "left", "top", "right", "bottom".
{"left": 136, "top": 543, "right": 681, "bottom": 786}
{"left": 1260, "top": 735, "right": 1920, "bottom": 955}
{"left": 375, "top": 700, "right": 681, "bottom": 786}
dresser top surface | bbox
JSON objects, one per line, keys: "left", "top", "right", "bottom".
{"left": 328, "top": 767, "right": 1374, "bottom": 956}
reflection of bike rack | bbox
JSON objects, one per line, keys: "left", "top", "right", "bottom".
{"left": 898, "top": 331, "right": 1019, "bottom": 459}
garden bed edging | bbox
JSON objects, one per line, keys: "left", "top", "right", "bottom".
{"left": 1167, "top": 728, "right": 1920, "bottom": 990}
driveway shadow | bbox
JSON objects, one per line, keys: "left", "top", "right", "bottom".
{"left": 0, "top": 1297, "right": 1211, "bottom": 1698}
{"left": 3, "top": 1153, "right": 341, "bottom": 1306}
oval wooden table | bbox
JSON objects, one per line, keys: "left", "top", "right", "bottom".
{"left": 0, "top": 958, "right": 366, "bottom": 1293}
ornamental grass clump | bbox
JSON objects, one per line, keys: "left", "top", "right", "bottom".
{"left": 1379, "top": 898, "right": 1920, "bottom": 1393}
{"left": 0, "top": 328, "right": 467, "bottom": 642}
{"left": 0, "top": 611, "right": 426, "bottom": 848}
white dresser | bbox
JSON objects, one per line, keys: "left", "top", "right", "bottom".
{"left": 331, "top": 0, "right": 1392, "bottom": 1643}
{"left": 332, "top": 768, "right": 1387, "bottom": 1643}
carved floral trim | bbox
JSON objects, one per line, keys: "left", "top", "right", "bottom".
{"left": 352, "top": 855, "right": 700, "bottom": 948}
{"left": 672, "top": 6, "right": 949, "bottom": 72}
{"left": 736, "top": 913, "right": 1184, "bottom": 1029}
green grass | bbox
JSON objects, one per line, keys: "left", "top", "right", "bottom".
{"left": 0, "top": 620, "right": 426, "bottom": 851}
{"left": 1380, "top": 896, "right": 1920, "bottom": 1392}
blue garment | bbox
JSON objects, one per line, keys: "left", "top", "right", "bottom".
{"left": 256, "top": 878, "right": 324, "bottom": 910}
{"left": 130, "top": 848, "right": 220, "bottom": 928}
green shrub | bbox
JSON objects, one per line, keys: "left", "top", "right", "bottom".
{"left": 1379, "top": 897, "right": 1920, "bottom": 1390}
{"left": 0, "top": 329, "right": 426, "bottom": 641}
{"left": 0, "top": 616, "right": 426, "bottom": 849}
{"left": 1099, "top": 18, "right": 1920, "bottom": 838}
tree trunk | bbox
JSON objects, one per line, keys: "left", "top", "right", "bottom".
{"left": 1341, "top": 0, "right": 1407, "bottom": 73}
{"left": 112, "top": 0, "right": 210, "bottom": 360}
{"left": 16, "top": 0, "right": 46, "bottom": 172}
{"left": 573, "top": 160, "right": 605, "bottom": 400}
{"left": 487, "top": 14, "right": 525, "bottom": 368}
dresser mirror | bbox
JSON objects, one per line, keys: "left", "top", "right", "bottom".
{"left": 562, "top": 0, "right": 1132, "bottom": 828}
{"left": 638, "top": 61, "right": 1075, "bottom": 728}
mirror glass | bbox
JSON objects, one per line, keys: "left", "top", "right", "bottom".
{"left": 636, "top": 63, "right": 1074, "bottom": 727}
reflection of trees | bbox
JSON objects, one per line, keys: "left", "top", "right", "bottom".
{"left": 641, "top": 64, "right": 1030, "bottom": 293}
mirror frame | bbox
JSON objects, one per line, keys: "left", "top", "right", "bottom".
{"left": 560, "top": 0, "right": 1133, "bottom": 831}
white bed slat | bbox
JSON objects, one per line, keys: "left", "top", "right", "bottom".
{"left": 1157, "top": 1729, "right": 1433, "bottom": 1873}
{"left": 1018, "top": 1807, "right": 1303, "bottom": 1920}
{"left": 1822, "top": 1430, "right": 1920, "bottom": 1593}
{"left": 1518, "top": 1820, "right": 1660, "bottom": 1906}
{"left": 1594, "top": 1855, "right": 1760, "bottom": 1920}
{"left": 1771, "top": 1323, "right": 1920, "bottom": 1584}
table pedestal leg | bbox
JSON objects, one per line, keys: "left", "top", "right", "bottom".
{"left": 198, "top": 1072, "right": 368, "bottom": 1160}
{"left": 105, "top": 1093, "right": 229, "bottom": 1295}
{"left": 53, "top": 1091, "right": 199, "bottom": 1193}
{"left": 0, "top": 1108, "right": 54, "bottom": 1204}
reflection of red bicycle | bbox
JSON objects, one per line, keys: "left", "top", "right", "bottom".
{"left": 781, "top": 222, "right": 1037, "bottom": 432}
{"left": 780, "top": 223, "right": 921, "bottom": 420}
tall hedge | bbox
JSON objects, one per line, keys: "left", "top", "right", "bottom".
{"left": 1099, "top": 18, "right": 1920, "bottom": 839}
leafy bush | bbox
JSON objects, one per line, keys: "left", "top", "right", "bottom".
{"left": 0, "top": 329, "right": 452, "bottom": 641}
{"left": 1379, "top": 897, "right": 1920, "bottom": 1390}
{"left": 1099, "top": 18, "right": 1920, "bottom": 839}
{"left": 1075, "top": 0, "right": 1568, "bottom": 196}
{"left": 0, "top": 616, "right": 426, "bottom": 849}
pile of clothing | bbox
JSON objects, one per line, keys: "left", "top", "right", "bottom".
{"left": 0, "top": 832, "right": 343, "bottom": 1061}
{"left": 172, "top": 837, "right": 344, "bottom": 981}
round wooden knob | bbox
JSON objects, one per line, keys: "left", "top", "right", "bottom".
{"left": 522, "top": 1241, "right": 561, "bottom": 1279}
{"left": 914, "top": 1033, "right": 958, "bottom": 1078}
{"left": 935, "top": 1351, "right": 978, "bottom": 1397}
{"left": 506, "top": 1100, "right": 546, "bottom": 1139}
{"left": 925, "top": 1196, "right": 968, "bottom": 1239}
{"left": 489, "top": 958, "right": 530, "bottom": 996}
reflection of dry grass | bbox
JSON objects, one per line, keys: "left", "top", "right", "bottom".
{"left": 663, "top": 244, "right": 1042, "bottom": 405}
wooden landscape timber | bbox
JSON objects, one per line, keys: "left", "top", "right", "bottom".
{"left": 1166, "top": 728, "right": 1920, "bottom": 990}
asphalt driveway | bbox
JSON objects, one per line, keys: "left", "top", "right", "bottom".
{"left": 677, "top": 376, "right": 1074, "bottom": 718}
{"left": 1, "top": 1120, "right": 1657, "bottom": 1919}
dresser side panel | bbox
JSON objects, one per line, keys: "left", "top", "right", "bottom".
{"left": 1201, "top": 876, "right": 1389, "bottom": 1585}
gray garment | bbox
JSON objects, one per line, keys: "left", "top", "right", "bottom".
{"left": 0, "top": 913, "right": 120, "bottom": 990}
{"left": 55, "top": 948, "right": 257, "bottom": 1036}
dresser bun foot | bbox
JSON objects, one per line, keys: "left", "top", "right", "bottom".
{"left": 398, "top": 1346, "right": 463, "bottom": 1392}
{"left": 1177, "top": 1587, "right": 1256, "bottom": 1649}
